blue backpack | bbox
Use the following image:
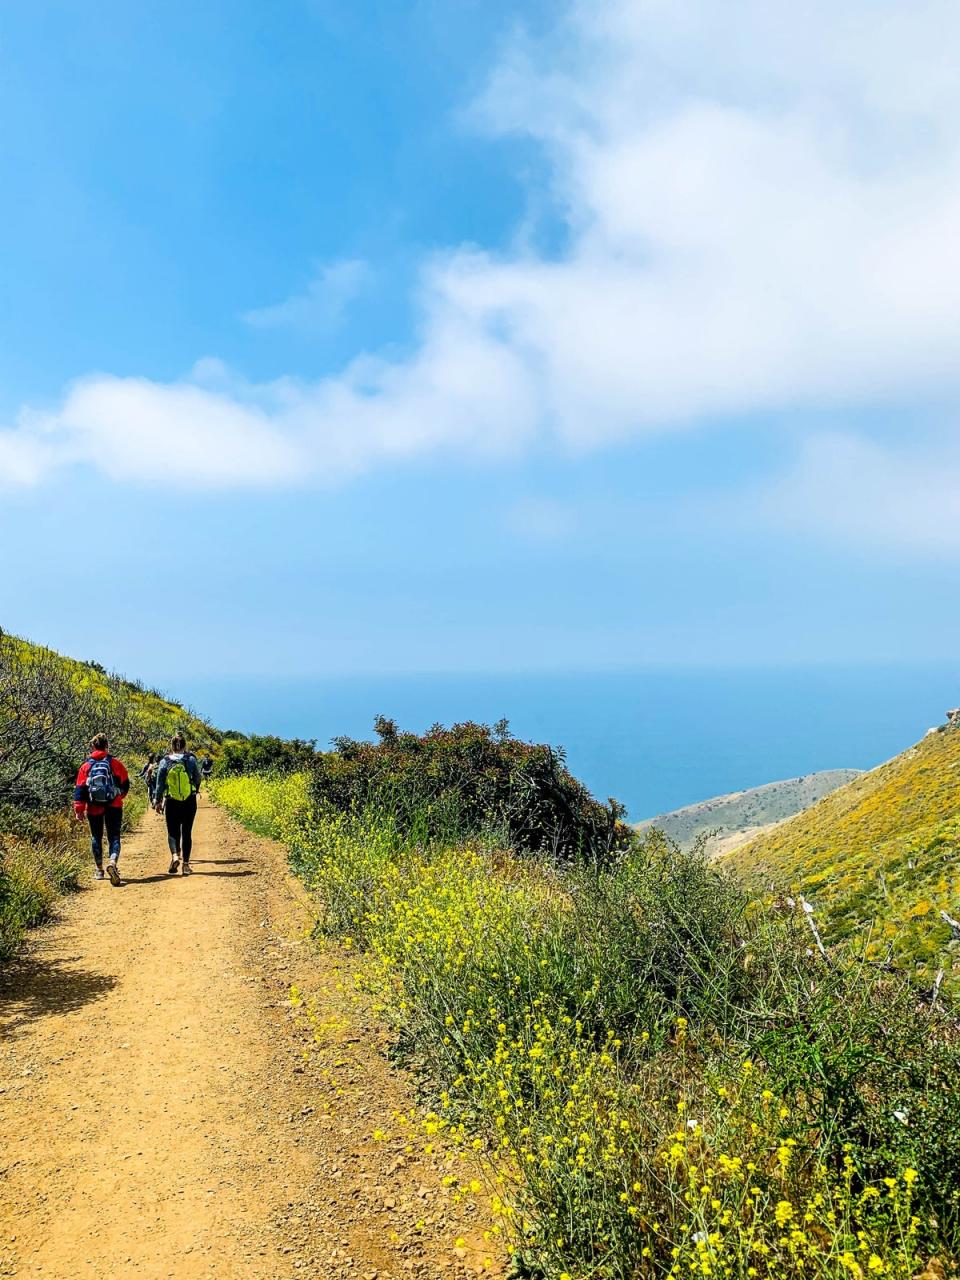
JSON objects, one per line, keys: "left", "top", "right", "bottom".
{"left": 87, "top": 756, "right": 118, "bottom": 805}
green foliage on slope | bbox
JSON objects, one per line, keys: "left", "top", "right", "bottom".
{"left": 0, "top": 629, "right": 218, "bottom": 817}
{"left": 215, "top": 732, "right": 318, "bottom": 778}
{"left": 0, "top": 628, "right": 219, "bottom": 957}
{"left": 215, "top": 772, "right": 960, "bottom": 1279}
{"left": 218, "top": 715, "right": 633, "bottom": 866}
{"left": 726, "top": 724, "right": 960, "bottom": 979}
{"left": 311, "top": 716, "right": 631, "bottom": 864}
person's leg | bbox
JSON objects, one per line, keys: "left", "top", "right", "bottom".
{"left": 180, "top": 795, "right": 198, "bottom": 863}
{"left": 164, "top": 799, "right": 187, "bottom": 871}
{"left": 104, "top": 806, "right": 122, "bottom": 863}
{"left": 102, "top": 806, "right": 123, "bottom": 884}
{"left": 87, "top": 812, "right": 105, "bottom": 869}
{"left": 164, "top": 799, "right": 181, "bottom": 862}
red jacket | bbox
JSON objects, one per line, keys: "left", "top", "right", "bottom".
{"left": 74, "top": 751, "right": 130, "bottom": 817}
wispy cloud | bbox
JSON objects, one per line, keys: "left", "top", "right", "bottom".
{"left": 242, "top": 259, "right": 371, "bottom": 334}
{"left": 760, "top": 431, "right": 960, "bottom": 556}
{"left": 6, "top": 0, "right": 960, "bottom": 538}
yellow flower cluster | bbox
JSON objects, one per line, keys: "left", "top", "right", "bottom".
{"left": 210, "top": 771, "right": 309, "bottom": 842}
{"left": 214, "top": 776, "right": 934, "bottom": 1280}
{"left": 653, "top": 1090, "right": 923, "bottom": 1280}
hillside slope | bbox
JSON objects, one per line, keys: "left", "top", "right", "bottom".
{"left": 2, "top": 630, "right": 217, "bottom": 755}
{"left": 725, "top": 722, "right": 960, "bottom": 977}
{"left": 638, "top": 769, "right": 862, "bottom": 854}
{"left": 0, "top": 628, "right": 222, "bottom": 956}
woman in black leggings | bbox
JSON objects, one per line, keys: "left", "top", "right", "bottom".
{"left": 154, "top": 733, "right": 202, "bottom": 876}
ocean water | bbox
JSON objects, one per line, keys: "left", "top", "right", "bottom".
{"left": 176, "top": 665, "right": 958, "bottom": 822}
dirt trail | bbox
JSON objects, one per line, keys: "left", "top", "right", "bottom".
{"left": 0, "top": 797, "right": 503, "bottom": 1280}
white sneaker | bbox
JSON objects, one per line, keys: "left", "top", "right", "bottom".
{"left": 168, "top": 855, "right": 181, "bottom": 875}
{"left": 106, "top": 860, "right": 122, "bottom": 886}
{"left": 93, "top": 867, "right": 105, "bottom": 881}
{"left": 182, "top": 862, "right": 193, "bottom": 877}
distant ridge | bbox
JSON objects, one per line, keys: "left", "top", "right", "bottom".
{"left": 637, "top": 769, "right": 863, "bottom": 856}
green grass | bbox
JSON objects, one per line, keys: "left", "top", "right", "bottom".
{"left": 725, "top": 727, "right": 960, "bottom": 978}
{"left": 2, "top": 631, "right": 218, "bottom": 752}
{"left": 213, "top": 772, "right": 960, "bottom": 1280}
{"left": 0, "top": 780, "right": 150, "bottom": 959}
{"left": 0, "top": 813, "right": 84, "bottom": 959}
{"left": 0, "top": 629, "right": 217, "bottom": 959}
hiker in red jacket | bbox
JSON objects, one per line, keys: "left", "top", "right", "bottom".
{"left": 74, "top": 733, "right": 130, "bottom": 885}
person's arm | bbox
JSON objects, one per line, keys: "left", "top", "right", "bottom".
{"left": 73, "top": 761, "right": 90, "bottom": 818}
{"left": 154, "top": 758, "right": 168, "bottom": 806}
{"left": 189, "top": 754, "right": 202, "bottom": 793}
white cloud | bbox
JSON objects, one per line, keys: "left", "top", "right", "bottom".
{"left": 0, "top": 428, "right": 53, "bottom": 487}
{"left": 462, "top": 1, "right": 960, "bottom": 438}
{"left": 0, "top": 376, "right": 302, "bottom": 491}
{"left": 0, "top": 286, "right": 538, "bottom": 490}
{"left": 762, "top": 431, "right": 960, "bottom": 555}
{"left": 6, "top": 0, "right": 960, "bottom": 516}
{"left": 242, "top": 259, "right": 371, "bottom": 333}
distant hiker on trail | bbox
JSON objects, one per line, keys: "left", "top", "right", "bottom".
{"left": 200, "top": 754, "right": 213, "bottom": 781}
{"left": 74, "top": 733, "right": 130, "bottom": 886}
{"left": 140, "top": 752, "right": 158, "bottom": 805}
{"left": 154, "top": 733, "right": 202, "bottom": 877}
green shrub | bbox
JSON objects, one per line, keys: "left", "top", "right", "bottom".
{"left": 214, "top": 733, "right": 318, "bottom": 777}
{"left": 215, "top": 773, "right": 960, "bottom": 1278}
{"left": 0, "top": 818, "right": 84, "bottom": 959}
{"left": 310, "top": 718, "right": 631, "bottom": 865}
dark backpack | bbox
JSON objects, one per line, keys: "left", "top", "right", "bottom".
{"left": 87, "top": 756, "right": 118, "bottom": 805}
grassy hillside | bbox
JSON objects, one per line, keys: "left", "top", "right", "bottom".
{"left": 726, "top": 723, "right": 960, "bottom": 978}
{"left": 0, "top": 628, "right": 220, "bottom": 957}
{"left": 2, "top": 631, "right": 217, "bottom": 764}
{"left": 638, "top": 769, "right": 862, "bottom": 854}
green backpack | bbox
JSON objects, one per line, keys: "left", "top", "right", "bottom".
{"left": 166, "top": 758, "right": 193, "bottom": 802}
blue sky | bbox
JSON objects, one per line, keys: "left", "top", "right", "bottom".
{"left": 2, "top": 0, "right": 960, "bottom": 688}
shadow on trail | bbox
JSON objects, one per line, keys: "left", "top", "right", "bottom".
{"left": 190, "top": 869, "right": 256, "bottom": 878}
{"left": 191, "top": 858, "right": 251, "bottom": 866}
{"left": 123, "top": 869, "right": 258, "bottom": 886}
{"left": 0, "top": 953, "right": 118, "bottom": 1038}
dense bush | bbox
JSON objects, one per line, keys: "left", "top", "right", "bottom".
{"left": 215, "top": 732, "right": 318, "bottom": 777}
{"left": 311, "top": 718, "right": 632, "bottom": 865}
{"left": 214, "top": 717, "right": 631, "bottom": 866}
{"left": 215, "top": 773, "right": 960, "bottom": 1279}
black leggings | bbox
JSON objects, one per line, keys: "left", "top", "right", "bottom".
{"left": 164, "top": 794, "right": 197, "bottom": 860}
{"left": 88, "top": 806, "right": 122, "bottom": 863}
